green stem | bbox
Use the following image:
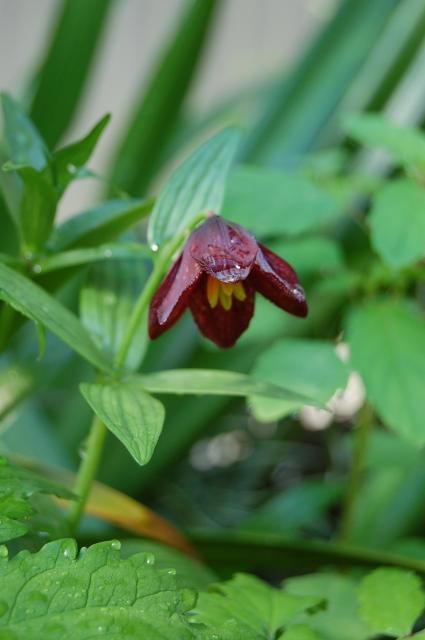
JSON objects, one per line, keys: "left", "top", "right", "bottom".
{"left": 68, "top": 212, "right": 208, "bottom": 531}
{"left": 67, "top": 415, "right": 107, "bottom": 532}
{"left": 339, "top": 403, "right": 373, "bottom": 542}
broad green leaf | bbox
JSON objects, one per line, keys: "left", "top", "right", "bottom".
{"left": 121, "top": 540, "right": 216, "bottom": 589}
{"left": 281, "top": 627, "right": 324, "bottom": 640}
{"left": 0, "top": 262, "right": 112, "bottom": 373}
{"left": 223, "top": 166, "right": 339, "bottom": 237}
{"left": 147, "top": 128, "right": 240, "bottom": 248}
{"left": 344, "top": 112, "right": 425, "bottom": 172}
{"left": 3, "top": 164, "right": 57, "bottom": 252}
{"left": 369, "top": 179, "right": 425, "bottom": 268}
{"left": 80, "top": 258, "right": 151, "bottom": 371}
{"left": 52, "top": 114, "right": 110, "bottom": 194}
{"left": 29, "top": 0, "right": 113, "bottom": 147}
{"left": 347, "top": 300, "right": 425, "bottom": 446}
{"left": 109, "top": 0, "right": 220, "bottom": 195}
{"left": 358, "top": 568, "right": 425, "bottom": 637}
{"left": 80, "top": 380, "right": 165, "bottom": 465}
{"left": 135, "top": 369, "right": 312, "bottom": 403}
{"left": 0, "top": 456, "right": 74, "bottom": 543}
{"left": 269, "top": 236, "right": 344, "bottom": 276}
{"left": 192, "top": 573, "right": 322, "bottom": 640}
{"left": 37, "top": 243, "right": 150, "bottom": 274}
{"left": 0, "top": 538, "right": 195, "bottom": 639}
{"left": 49, "top": 198, "right": 153, "bottom": 250}
{"left": 286, "top": 573, "right": 369, "bottom": 640}
{"left": 250, "top": 339, "right": 348, "bottom": 422}
{"left": 0, "top": 93, "right": 49, "bottom": 171}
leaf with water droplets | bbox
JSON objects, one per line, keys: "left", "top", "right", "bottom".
{"left": 0, "top": 538, "right": 196, "bottom": 639}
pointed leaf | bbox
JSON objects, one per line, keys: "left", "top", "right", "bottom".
{"left": 80, "top": 380, "right": 165, "bottom": 465}
{"left": 135, "top": 369, "right": 313, "bottom": 403}
{"left": 0, "top": 262, "right": 112, "bottom": 373}
{"left": 0, "top": 93, "right": 49, "bottom": 170}
{"left": 347, "top": 300, "right": 425, "bottom": 446}
{"left": 148, "top": 128, "right": 240, "bottom": 248}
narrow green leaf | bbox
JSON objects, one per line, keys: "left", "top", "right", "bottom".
{"left": 29, "top": 0, "right": 113, "bottom": 147}
{"left": 0, "top": 262, "right": 112, "bottom": 373}
{"left": 369, "top": 179, "right": 425, "bottom": 268}
{"left": 37, "top": 243, "right": 150, "bottom": 274}
{"left": 0, "top": 456, "right": 74, "bottom": 543}
{"left": 250, "top": 339, "right": 348, "bottom": 422}
{"left": 52, "top": 113, "right": 110, "bottom": 193}
{"left": 80, "top": 258, "right": 151, "bottom": 371}
{"left": 0, "top": 92, "right": 49, "bottom": 170}
{"left": 109, "top": 0, "right": 220, "bottom": 195}
{"left": 357, "top": 568, "right": 425, "bottom": 637}
{"left": 223, "top": 166, "right": 339, "bottom": 237}
{"left": 0, "top": 365, "right": 34, "bottom": 421}
{"left": 192, "top": 573, "right": 323, "bottom": 640}
{"left": 49, "top": 198, "right": 153, "bottom": 251}
{"left": 344, "top": 112, "right": 425, "bottom": 172}
{"left": 347, "top": 300, "right": 425, "bottom": 446}
{"left": 135, "top": 369, "right": 312, "bottom": 403}
{"left": 147, "top": 128, "right": 240, "bottom": 248}
{"left": 80, "top": 381, "right": 165, "bottom": 465}
{"left": 0, "top": 538, "right": 195, "bottom": 638}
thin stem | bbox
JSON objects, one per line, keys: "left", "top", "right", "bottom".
{"left": 339, "top": 403, "right": 373, "bottom": 542}
{"left": 68, "top": 415, "right": 107, "bottom": 532}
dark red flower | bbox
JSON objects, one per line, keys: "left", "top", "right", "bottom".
{"left": 149, "top": 215, "right": 308, "bottom": 348}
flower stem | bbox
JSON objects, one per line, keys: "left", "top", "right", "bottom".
{"left": 68, "top": 213, "right": 208, "bottom": 532}
{"left": 67, "top": 414, "right": 107, "bottom": 532}
{"left": 338, "top": 403, "right": 373, "bottom": 542}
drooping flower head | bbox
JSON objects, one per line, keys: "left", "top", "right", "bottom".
{"left": 149, "top": 214, "right": 307, "bottom": 348}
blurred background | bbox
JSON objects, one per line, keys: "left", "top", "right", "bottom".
{"left": 1, "top": 0, "right": 334, "bottom": 217}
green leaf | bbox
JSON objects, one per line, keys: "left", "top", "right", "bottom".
{"left": 347, "top": 300, "right": 425, "bottom": 446}
{"left": 0, "top": 364, "right": 34, "bottom": 421}
{"left": 280, "top": 627, "right": 324, "bottom": 640}
{"left": 0, "top": 538, "right": 195, "bottom": 639}
{"left": 286, "top": 573, "right": 369, "bottom": 640}
{"left": 37, "top": 243, "right": 150, "bottom": 274}
{"left": 0, "top": 456, "right": 74, "bottom": 544}
{"left": 250, "top": 339, "right": 348, "bottom": 422}
{"left": 192, "top": 573, "right": 323, "bottom": 640}
{"left": 135, "top": 369, "right": 312, "bottom": 403}
{"left": 80, "top": 258, "right": 151, "bottom": 371}
{"left": 344, "top": 112, "right": 425, "bottom": 172}
{"left": 369, "top": 179, "right": 425, "bottom": 268}
{"left": 5, "top": 164, "right": 57, "bottom": 252}
{"left": 49, "top": 198, "right": 153, "bottom": 251}
{"left": 29, "top": 0, "right": 113, "bottom": 147}
{"left": 109, "top": 0, "right": 220, "bottom": 195}
{"left": 147, "top": 128, "right": 240, "bottom": 248}
{"left": 223, "top": 166, "right": 339, "bottom": 237}
{"left": 269, "top": 236, "right": 344, "bottom": 276}
{"left": 0, "top": 93, "right": 49, "bottom": 171}
{"left": 80, "top": 380, "right": 165, "bottom": 465}
{"left": 358, "top": 568, "right": 425, "bottom": 637}
{"left": 52, "top": 114, "right": 110, "bottom": 194}
{"left": 0, "top": 262, "right": 112, "bottom": 373}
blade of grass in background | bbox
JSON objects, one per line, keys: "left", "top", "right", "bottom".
{"left": 108, "top": 0, "right": 220, "bottom": 197}
{"left": 29, "top": 0, "right": 114, "bottom": 148}
{"left": 241, "top": 0, "right": 399, "bottom": 166}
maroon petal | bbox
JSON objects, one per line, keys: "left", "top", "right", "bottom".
{"left": 189, "top": 215, "right": 258, "bottom": 283}
{"left": 189, "top": 274, "right": 255, "bottom": 348}
{"left": 249, "top": 243, "right": 308, "bottom": 317}
{"left": 149, "top": 248, "right": 202, "bottom": 339}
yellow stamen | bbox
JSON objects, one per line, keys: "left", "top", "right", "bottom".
{"left": 219, "top": 287, "right": 233, "bottom": 310}
{"left": 206, "top": 276, "right": 219, "bottom": 308}
{"left": 221, "top": 282, "right": 234, "bottom": 297}
{"left": 233, "top": 282, "right": 247, "bottom": 302}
